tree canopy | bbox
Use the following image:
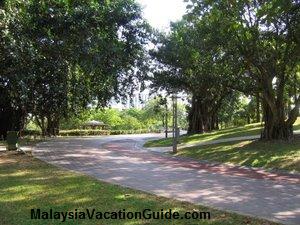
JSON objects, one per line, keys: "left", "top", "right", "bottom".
{"left": 149, "top": 0, "right": 299, "bottom": 140}
{"left": 0, "top": 0, "right": 149, "bottom": 136}
{"left": 1, "top": 0, "right": 299, "bottom": 140}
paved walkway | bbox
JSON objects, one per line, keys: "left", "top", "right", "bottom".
{"left": 32, "top": 134, "right": 300, "bottom": 225}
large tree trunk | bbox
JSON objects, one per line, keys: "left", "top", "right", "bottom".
{"left": 187, "top": 96, "right": 219, "bottom": 134}
{"left": 36, "top": 117, "right": 46, "bottom": 136}
{"left": 210, "top": 113, "right": 219, "bottom": 130}
{"left": 259, "top": 73, "right": 298, "bottom": 140}
{"left": 0, "top": 88, "right": 26, "bottom": 139}
{"left": 187, "top": 96, "right": 204, "bottom": 134}
{"left": 247, "top": 115, "right": 251, "bottom": 124}
{"left": 36, "top": 115, "right": 60, "bottom": 137}
{"left": 261, "top": 105, "right": 293, "bottom": 140}
{"left": 255, "top": 93, "right": 260, "bottom": 123}
{"left": 261, "top": 94, "right": 297, "bottom": 140}
{"left": 46, "top": 115, "right": 60, "bottom": 136}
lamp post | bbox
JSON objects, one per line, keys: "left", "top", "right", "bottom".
{"left": 172, "top": 93, "right": 179, "bottom": 154}
{"left": 165, "top": 98, "right": 168, "bottom": 139}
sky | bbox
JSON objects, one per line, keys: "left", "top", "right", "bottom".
{"left": 137, "top": 0, "right": 187, "bottom": 31}
{"left": 112, "top": 0, "right": 188, "bottom": 108}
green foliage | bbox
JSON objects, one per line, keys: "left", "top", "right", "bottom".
{"left": 58, "top": 98, "right": 188, "bottom": 131}
{"left": 88, "top": 109, "right": 124, "bottom": 129}
{"left": 59, "top": 130, "right": 111, "bottom": 136}
{"left": 218, "top": 93, "right": 256, "bottom": 127}
{"left": 149, "top": 19, "right": 232, "bottom": 133}
{"left": 184, "top": 0, "right": 300, "bottom": 139}
{"left": 110, "top": 129, "right": 162, "bottom": 135}
{"left": 117, "top": 115, "right": 143, "bottom": 130}
{"left": 58, "top": 129, "right": 161, "bottom": 136}
{"left": 22, "top": 130, "right": 41, "bottom": 136}
{"left": 148, "top": 0, "right": 299, "bottom": 139}
{"left": 1, "top": 0, "right": 149, "bottom": 136}
{"left": 22, "top": 128, "right": 162, "bottom": 137}
{"left": 177, "top": 102, "right": 188, "bottom": 129}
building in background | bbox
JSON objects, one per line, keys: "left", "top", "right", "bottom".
{"left": 110, "top": 89, "right": 152, "bottom": 110}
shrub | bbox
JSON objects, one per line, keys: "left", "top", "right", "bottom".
{"left": 22, "top": 130, "right": 41, "bottom": 136}
{"left": 58, "top": 130, "right": 110, "bottom": 136}
{"left": 21, "top": 129, "right": 163, "bottom": 137}
{"left": 59, "top": 129, "right": 162, "bottom": 136}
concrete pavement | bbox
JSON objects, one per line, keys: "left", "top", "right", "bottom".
{"left": 32, "top": 134, "right": 300, "bottom": 224}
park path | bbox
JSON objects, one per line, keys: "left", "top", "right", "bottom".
{"left": 32, "top": 134, "right": 300, "bottom": 225}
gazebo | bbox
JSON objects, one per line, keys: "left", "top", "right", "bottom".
{"left": 83, "top": 120, "right": 109, "bottom": 130}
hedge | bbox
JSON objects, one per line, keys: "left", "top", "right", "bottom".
{"left": 22, "top": 129, "right": 162, "bottom": 137}
{"left": 22, "top": 130, "right": 42, "bottom": 136}
{"left": 59, "top": 129, "right": 162, "bottom": 136}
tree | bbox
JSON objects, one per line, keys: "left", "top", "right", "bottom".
{"left": 150, "top": 21, "right": 231, "bottom": 134}
{"left": 0, "top": 0, "right": 28, "bottom": 139}
{"left": 143, "top": 96, "right": 171, "bottom": 136}
{"left": 186, "top": 0, "right": 300, "bottom": 140}
{"left": 0, "top": 0, "right": 149, "bottom": 137}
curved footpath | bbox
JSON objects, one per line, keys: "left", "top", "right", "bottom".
{"left": 32, "top": 134, "right": 300, "bottom": 225}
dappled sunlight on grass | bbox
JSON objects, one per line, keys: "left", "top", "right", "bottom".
{"left": 182, "top": 126, "right": 262, "bottom": 145}
{"left": 0, "top": 170, "right": 32, "bottom": 178}
{"left": 145, "top": 118, "right": 300, "bottom": 148}
{"left": 145, "top": 124, "right": 263, "bottom": 147}
{"left": 0, "top": 151, "right": 277, "bottom": 225}
{"left": 177, "top": 138, "right": 300, "bottom": 172}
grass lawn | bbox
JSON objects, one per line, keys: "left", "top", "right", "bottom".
{"left": 144, "top": 118, "right": 300, "bottom": 148}
{"left": 0, "top": 152, "right": 277, "bottom": 225}
{"left": 0, "top": 137, "right": 46, "bottom": 149}
{"left": 144, "top": 118, "right": 300, "bottom": 173}
{"left": 175, "top": 137, "right": 300, "bottom": 173}
{"left": 18, "top": 137, "right": 46, "bottom": 147}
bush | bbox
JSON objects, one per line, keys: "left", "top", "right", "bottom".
{"left": 22, "top": 130, "right": 41, "bottom": 136}
{"left": 59, "top": 129, "right": 162, "bottom": 136}
{"left": 58, "top": 130, "right": 110, "bottom": 136}
{"left": 21, "top": 129, "right": 163, "bottom": 137}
